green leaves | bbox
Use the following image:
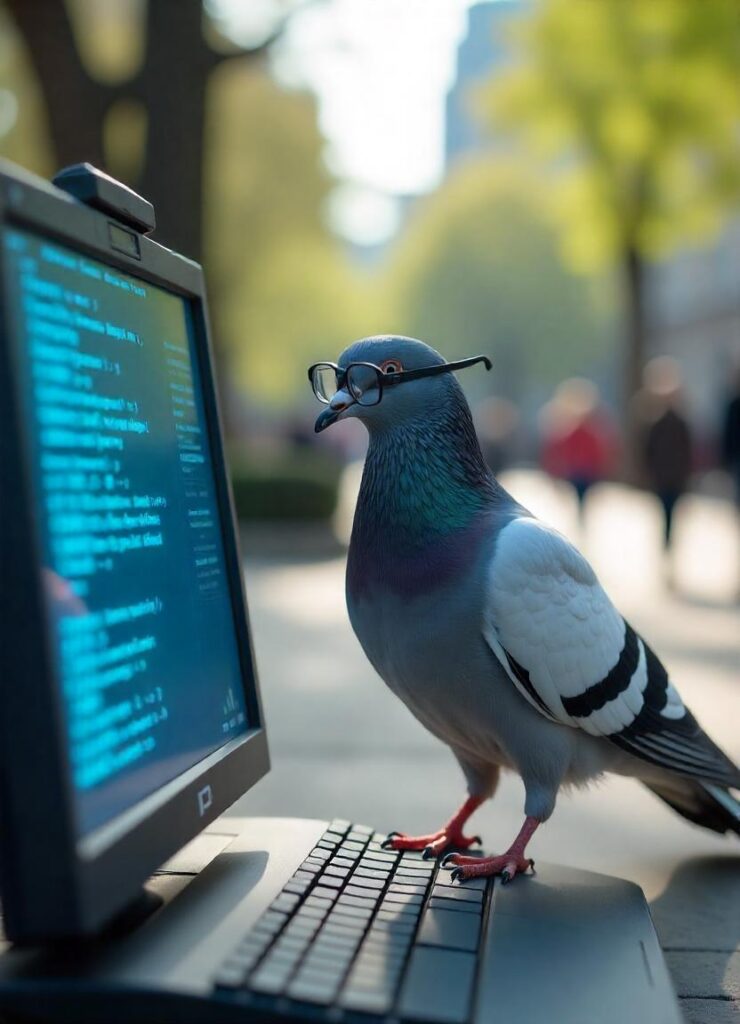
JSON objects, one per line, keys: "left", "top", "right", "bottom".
{"left": 479, "top": 0, "right": 740, "bottom": 268}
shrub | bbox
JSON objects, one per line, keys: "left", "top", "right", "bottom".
{"left": 228, "top": 448, "right": 341, "bottom": 522}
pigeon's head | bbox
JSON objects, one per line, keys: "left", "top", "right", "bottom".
{"left": 310, "top": 335, "right": 491, "bottom": 434}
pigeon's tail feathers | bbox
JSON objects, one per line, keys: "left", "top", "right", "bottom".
{"left": 643, "top": 776, "right": 740, "bottom": 836}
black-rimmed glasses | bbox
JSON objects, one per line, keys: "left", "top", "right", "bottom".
{"left": 308, "top": 354, "right": 492, "bottom": 407}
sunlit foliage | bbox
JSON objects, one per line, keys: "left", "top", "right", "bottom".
{"left": 390, "top": 159, "right": 618, "bottom": 400}
{"left": 480, "top": 0, "right": 740, "bottom": 271}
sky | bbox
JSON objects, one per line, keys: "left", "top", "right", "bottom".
{"left": 208, "top": 0, "right": 496, "bottom": 244}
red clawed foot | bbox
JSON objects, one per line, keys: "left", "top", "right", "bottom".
{"left": 442, "top": 815, "right": 540, "bottom": 884}
{"left": 443, "top": 851, "right": 534, "bottom": 883}
{"left": 382, "top": 795, "right": 484, "bottom": 859}
{"left": 382, "top": 828, "right": 482, "bottom": 858}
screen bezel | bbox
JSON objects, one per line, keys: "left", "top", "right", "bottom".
{"left": 0, "top": 162, "right": 270, "bottom": 941}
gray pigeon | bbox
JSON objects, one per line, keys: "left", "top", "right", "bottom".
{"left": 309, "top": 335, "right": 740, "bottom": 882}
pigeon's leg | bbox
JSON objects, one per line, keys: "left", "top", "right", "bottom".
{"left": 381, "top": 795, "right": 485, "bottom": 858}
{"left": 443, "top": 816, "right": 539, "bottom": 883}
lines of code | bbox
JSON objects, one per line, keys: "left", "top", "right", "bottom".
{"left": 3, "top": 228, "right": 248, "bottom": 835}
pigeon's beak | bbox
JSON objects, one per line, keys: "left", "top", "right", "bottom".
{"left": 315, "top": 388, "right": 354, "bottom": 433}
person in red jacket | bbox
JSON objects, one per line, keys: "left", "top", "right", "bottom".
{"left": 539, "top": 378, "right": 619, "bottom": 522}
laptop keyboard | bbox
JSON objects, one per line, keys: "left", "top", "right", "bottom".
{"left": 213, "top": 820, "right": 490, "bottom": 1021}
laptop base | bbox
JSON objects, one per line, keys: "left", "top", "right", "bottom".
{"left": 0, "top": 817, "right": 681, "bottom": 1024}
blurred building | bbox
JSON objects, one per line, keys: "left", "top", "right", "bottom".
{"left": 645, "top": 221, "right": 740, "bottom": 438}
{"left": 446, "top": 3, "right": 740, "bottom": 460}
{"left": 445, "top": 0, "right": 524, "bottom": 168}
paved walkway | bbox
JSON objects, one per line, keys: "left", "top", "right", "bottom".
{"left": 230, "top": 471, "right": 740, "bottom": 1022}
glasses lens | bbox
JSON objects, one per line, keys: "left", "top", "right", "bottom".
{"left": 312, "top": 365, "right": 338, "bottom": 404}
{"left": 347, "top": 364, "right": 382, "bottom": 406}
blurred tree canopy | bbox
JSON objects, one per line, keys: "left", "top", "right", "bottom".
{"left": 0, "top": 0, "right": 369, "bottom": 420}
{"left": 391, "top": 159, "right": 617, "bottom": 403}
{"left": 480, "top": 0, "right": 740, "bottom": 425}
{"left": 205, "top": 64, "right": 371, "bottom": 407}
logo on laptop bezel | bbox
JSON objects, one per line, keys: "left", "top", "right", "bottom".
{"left": 197, "top": 785, "right": 213, "bottom": 817}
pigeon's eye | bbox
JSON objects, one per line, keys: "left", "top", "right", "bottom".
{"left": 382, "top": 361, "right": 401, "bottom": 374}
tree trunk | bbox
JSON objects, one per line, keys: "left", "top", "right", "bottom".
{"left": 5, "top": 0, "right": 108, "bottom": 170}
{"left": 5, "top": 0, "right": 276, "bottom": 438}
{"left": 622, "top": 244, "right": 647, "bottom": 482}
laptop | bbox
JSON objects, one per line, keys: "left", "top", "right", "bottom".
{"left": 0, "top": 160, "right": 680, "bottom": 1024}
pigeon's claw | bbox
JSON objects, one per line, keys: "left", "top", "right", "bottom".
{"left": 382, "top": 796, "right": 486, "bottom": 858}
{"left": 382, "top": 829, "right": 481, "bottom": 856}
{"left": 444, "top": 816, "right": 540, "bottom": 883}
{"left": 448, "top": 854, "right": 534, "bottom": 883}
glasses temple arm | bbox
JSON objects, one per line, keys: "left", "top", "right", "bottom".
{"left": 396, "top": 355, "right": 492, "bottom": 382}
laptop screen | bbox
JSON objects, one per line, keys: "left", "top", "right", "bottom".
{"left": 2, "top": 227, "right": 249, "bottom": 838}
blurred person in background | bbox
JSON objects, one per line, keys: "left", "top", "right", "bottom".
{"left": 634, "top": 357, "right": 693, "bottom": 576}
{"left": 539, "top": 378, "right": 619, "bottom": 523}
{"left": 721, "top": 367, "right": 740, "bottom": 507}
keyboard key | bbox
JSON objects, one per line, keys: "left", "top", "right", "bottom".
{"left": 382, "top": 891, "right": 424, "bottom": 907}
{"left": 347, "top": 961, "right": 403, "bottom": 992}
{"left": 339, "top": 986, "right": 395, "bottom": 1014}
{"left": 297, "top": 903, "right": 328, "bottom": 920}
{"left": 343, "top": 885, "right": 381, "bottom": 901}
{"left": 341, "top": 838, "right": 366, "bottom": 850}
{"left": 324, "top": 864, "right": 350, "bottom": 878}
{"left": 365, "top": 926, "right": 414, "bottom": 950}
{"left": 330, "top": 906, "right": 373, "bottom": 925}
{"left": 288, "top": 975, "right": 341, "bottom": 1005}
{"left": 323, "top": 829, "right": 346, "bottom": 842}
{"left": 303, "top": 947, "right": 354, "bottom": 972}
{"left": 397, "top": 864, "right": 438, "bottom": 880}
{"left": 378, "top": 904, "right": 418, "bottom": 920}
{"left": 371, "top": 914, "right": 416, "bottom": 932}
{"left": 273, "top": 934, "right": 309, "bottom": 956}
{"left": 293, "top": 870, "right": 317, "bottom": 883}
{"left": 388, "top": 881, "right": 427, "bottom": 895}
{"left": 250, "top": 959, "right": 294, "bottom": 995}
{"left": 322, "top": 922, "right": 365, "bottom": 942}
{"left": 438, "top": 874, "right": 487, "bottom": 891}
{"left": 351, "top": 823, "right": 374, "bottom": 836}
{"left": 332, "top": 856, "right": 357, "bottom": 869}
{"left": 428, "top": 897, "right": 480, "bottom": 915}
{"left": 271, "top": 892, "right": 300, "bottom": 914}
{"left": 346, "top": 830, "right": 371, "bottom": 844}
{"left": 347, "top": 875, "right": 385, "bottom": 891}
{"left": 328, "top": 819, "right": 351, "bottom": 835}
{"left": 431, "top": 883, "right": 483, "bottom": 904}
{"left": 317, "top": 839, "right": 337, "bottom": 851}
{"left": 311, "top": 886, "right": 339, "bottom": 901}
{"left": 309, "top": 847, "right": 331, "bottom": 862}
{"left": 357, "top": 944, "right": 406, "bottom": 969}
{"left": 311, "top": 934, "right": 358, "bottom": 957}
{"left": 213, "top": 963, "right": 246, "bottom": 988}
{"left": 362, "top": 851, "right": 397, "bottom": 864}
{"left": 395, "top": 867, "right": 433, "bottom": 879}
{"left": 417, "top": 908, "right": 480, "bottom": 952}
{"left": 255, "top": 910, "right": 288, "bottom": 934}
{"left": 284, "top": 880, "right": 311, "bottom": 896}
{"left": 317, "top": 875, "right": 343, "bottom": 889}
{"left": 285, "top": 917, "right": 320, "bottom": 938}
{"left": 338, "top": 893, "right": 377, "bottom": 910}
{"left": 398, "top": 947, "right": 476, "bottom": 1023}
{"left": 355, "top": 866, "right": 391, "bottom": 880}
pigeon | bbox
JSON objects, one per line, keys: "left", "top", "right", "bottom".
{"left": 309, "top": 335, "right": 740, "bottom": 882}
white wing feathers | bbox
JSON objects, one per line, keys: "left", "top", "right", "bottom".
{"left": 483, "top": 517, "right": 673, "bottom": 739}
